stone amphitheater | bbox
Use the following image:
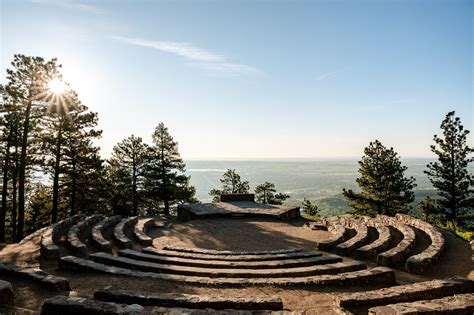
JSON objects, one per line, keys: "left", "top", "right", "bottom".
{"left": 0, "top": 196, "right": 473, "bottom": 314}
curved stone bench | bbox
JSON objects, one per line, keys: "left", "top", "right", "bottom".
{"left": 355, "top": 217, "right": 392, "bottom": 259}
{"left": 90, "top": 252, "right": 367, "bottom": 278}
{"left": 66, "top": 214, "right": 104, "bottom": 258}
{"left": 335, "top": 217, "right": 370, "bottom": 255}
{"left": 91, "top": 215, "right": 122, "bottom": 252}
{"left": 94, "top": 286, "right": 284, "bottom": 310}
{"left": 118, "top": 249, "right": 341, "bottom": 269}
{"left": 163, "top": 245, "right": 302, "bottom": 255}
{"left": 317, "top": 219, "right": 350, "bottom": 250}
{"left": 395, "top": 213, "right": 446, "bottom": 273}
{"left": 40, "top": 296, "right": 143, "bottom": 315}
{"left": 368, "top": 293, "right": 474, "bottom": 315}
{"left": 374, "top": 215, "right": 416, "bottom": 266}
{"left": 134, "top": 218, "right": 161, "bottom": 246}
{"left": 40, "top": 214, "right": 84, "bottom": 259}
{"left": 59, "top": 256, "right": 395, "bottom": 286}
{"left": 0, "top": 260, "right": 70, "bottom": 291}
{"left": 142, "top": 246, "right": 323, "bottom": 262}
{"left": 113, "top": 217, "right": 138, "bottom": 248}
{"left": 336, "top": 276, "right": 474, "bottom": 308}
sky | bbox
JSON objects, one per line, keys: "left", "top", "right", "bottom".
{"left": 1, "top": 0, "right": 472, "bottom": 159}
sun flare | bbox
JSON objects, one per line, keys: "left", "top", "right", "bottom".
{"left": 47, "top": 78, "right": 67, "bottom": 94}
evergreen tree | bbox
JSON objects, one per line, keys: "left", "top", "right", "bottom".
{"left": 107, "top": 135, "right": 148, "bottom": 216}
{"left": 343, "top": 140, "right": 416, "bottom": 216}
{"left": 416, "top": 196, "right": 441, "bottom": 225}
{"left": 144, "top": 123, "right": 195, "bottom": 215}
{"left": 209, "top": 169, "right": 250, "bottom": 202}
{"left": 2, "top": 55, "right": 62, "bottom": 241}
{"left": 425, "top": 111, "right": 473, "bottom": 227}
{"left": 302, "top": 198, "right": 319, "bottom": 216}
{"left": 254, "top": 181, "right": 289, "bottom": 204}
{"left": 25, "top": 184, "right": 52, "bottom": 235}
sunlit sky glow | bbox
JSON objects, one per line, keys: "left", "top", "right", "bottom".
{"left": 1, "top": 0, "right": 472, "bottom": 159}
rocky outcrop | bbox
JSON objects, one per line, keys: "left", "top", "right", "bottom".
{"left": 0, "top": 280, "right": 14, "bottom": 306}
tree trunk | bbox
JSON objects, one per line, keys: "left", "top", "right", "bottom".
{"left": 16, "top": 101, "right": 31, "bottom": 242}
{"left": 0, "top": 138, "right": 12, "bottom": 243}
{"left": 51, "top": 121, "right": 63, "bottom": 223}
{"left": 70, "top": 152, "right": 77, "bottom": 215}
{"left": 164, "top": 199, "right": 170, "bottom": 216}
{"left": 132, "top": 156, "right": 137, "bottom": 216}
{"left": 11, "top": 161, "right": 17, "bottom": 242}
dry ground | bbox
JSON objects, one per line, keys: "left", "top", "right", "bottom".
{"left": 0, "top": 217, "right": 472, "bottom": 314}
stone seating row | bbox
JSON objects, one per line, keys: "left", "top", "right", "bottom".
{"left": 58, "top": 255, "right": 395, "bottom": 286}
{"left": 162, "top": 245, "right": 302, "bottom": 256}
{"left": 40, "top": 214, "right": 84, "bottom": 259}
{"left": 315, "top": 214, "right": 444, "bottom": 273}
{"left": 66, "top": 214, "right": 105, "bottom": 258}
{"left": 0, "top": 260, "right": 70, "bottom": 291}
{"left": 142, "top": 246, "right": 323, "bottom": 262}
{"left": 90, "top": 215, "right": 122, "bottom": 253}
{"left": 89, "top": 251, "right": 367, "bottom": 279}
{"left": 119, "top": 248, "right": 340, "bottom": 269}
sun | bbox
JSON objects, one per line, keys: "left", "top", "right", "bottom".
{"left": 47, "top": 78, "right": 67, "bottom": 94}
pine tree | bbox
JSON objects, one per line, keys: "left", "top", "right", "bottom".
{"left": 425, "top": 111, "right": 473, "bottom": 228}
{"left": 343, "top": 140, "right": 416, "bottom": 216}
{"left": 107, "top": 135, "right": 148, "bottom": 216}
{"left": 2, "top": 55, "right": 62, "bottom": 241}
{"left": 416, "top": 196, "right": 441, "bottom": 224}
{"left": 209, "top": 169, "right": 250, "bottom": 202}
{"left": 302, "top": 198, "right": 319, "bottom": 216}
{"left": 254, "top": 182, "right": 289, "bottom": 204}
{"left": 144, "top": 123, "right": 195, "bottom": 215}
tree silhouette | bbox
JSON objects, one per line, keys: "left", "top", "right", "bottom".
{"left": 425, "top": 111, "right": 473, "bottom": 227}
{"left": 343, "top": 140, "right": 416, "bottom": 216}
{"left": 209, "top": 169, "right": 250, "bottom": 202}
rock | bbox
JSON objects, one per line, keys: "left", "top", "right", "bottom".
{"left": 0, "top": 280, "right": 14, "bottom": 306}
{"left": 41, "top": 296, "right": 142, "bottom": 314}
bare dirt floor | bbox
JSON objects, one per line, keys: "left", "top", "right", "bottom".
{"left": 0, "top": 217, "right": 473, "bottom": 314}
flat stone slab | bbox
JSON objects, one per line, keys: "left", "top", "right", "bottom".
{"left": 150, "top": 307, "right": 301, "bottom": 314}
{"left": 368, "top": 293, "right": 474, "bottom": 314}
{"left": 40, "top": 296, "right": 143, "bottom": 314}
{"left": 143, "top": 247, "right": 323, "bottom": 262}
{"left": 177, "top": 201, "right": 300, "bottom": 221}
{"left": 119, "top": 249, "right": 341, "bottom": 269}
{"left": 162, "top": 245, "right": 302, "bottom": 256}
{"left": 90, "top": 252, "right": 366, "bottom": 278}
{"left": 59, "top": 256, "right": 395, "bottom": 286}
{"left": 336, "top": 277, "right": 474, "bottom": 308}
{"left": 0, "top": 280, "right": 14, "bottom": 306}
{"left": 94, "top": 286, "right": 283, "bottom": 310}
{"left": 0, "top": 260, "right": 70, "bottom": 291}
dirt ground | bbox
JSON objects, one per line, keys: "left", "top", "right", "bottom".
{"left": 0, "top": 217, "right": 472, "bottom": 314}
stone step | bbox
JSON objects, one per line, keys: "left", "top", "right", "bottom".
{"left": 134, "top": 218, "right": 161, "bottom": 246}
{"left": 113, "top": 217, "right": 138, "bottom": 248}
{"left": 374, "top": 215, "right": 416, "bottom": 267}
{"left": 142, "top": 246, "right": 323, "bottom": 262}
{"left": 118, "top": 249, "right": 342, "bottom": 269}
{"left": 335, "top": 218, "right": 370, "bottom": 255}
{"left": 355, "top": 223, "right": 392, "bottom": 259}
{"left": 0, "top": 261, "right": 70, "bottom": 291}
{"left": 90, "top": 215, "right": 122, "bottom": 253}
{"left": 317, "top": 219, "right": 350, "bottom": 250}
{"left": 151, "top": 307, "right": 299, "bottom": 314}
{"left": 40, "top": 214, "right": 85, "bottom": 259}
{"left": 40, "top": 296, "right": 143, "bottom": 314}
{"left": 395, "top": 214, "right": 446, "bottom": 274}
{"left": 59, "top": 255, "right": 395, "bottom": 286}
{"left": 67, "top": 214, "right": 105, "bottom": 258}
{"left": 335, "top": 277, "right": 474, "bottom": 308}
{"left": 368, "top": 293, "right": 474, "bottom": 315}
{"left": 89, "top": 252, "right": 366, "bottom": 278}
{"left": 94, "top": 286, "right": 283, "bottom": 310}
{"left": 162, "top": 245, "right": 302, "bottom": 256}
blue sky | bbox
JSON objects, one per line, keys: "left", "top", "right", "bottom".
{"left": 1, "top": 0, "right": 472, "bottom": 159}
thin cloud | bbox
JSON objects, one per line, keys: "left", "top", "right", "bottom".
{"left": 111, "top": 35, "right": 262, "bottom": 76}
{"left": 31, "top": 0, "right": 103, "bottom": 14}
{"left": 316, "top": 70, "right": 344, "bottom": 81}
